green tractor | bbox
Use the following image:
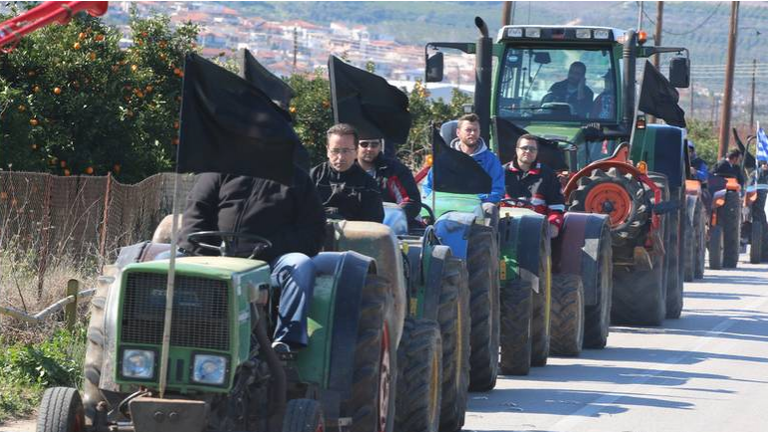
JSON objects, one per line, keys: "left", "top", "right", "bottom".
{"left": 425, "top": 19, "right": 693, "bottom": 327}
{"left": 37, "top": 223, "right": 401, "bottom": 432}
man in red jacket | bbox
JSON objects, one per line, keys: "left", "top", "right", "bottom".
{"left": 503, "top": 134, "right": 565, "bottom": 238}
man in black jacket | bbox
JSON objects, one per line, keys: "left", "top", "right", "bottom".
{"left": 542, "top": 61, "right": 594, "bottom": 117}
{"left": 503, "top": 134, "right": 566, "bottom": 238}
{"left": 713, "top": 148, "right": 745, "bottom": 186}
{"left": 356, "top": 137, "right": 422, "bottom": 226}
{"left": 178, "top": 169, "right": 327, "bottom": 352}
{"left": 311, "top": 123, "right": 385, "bottom": 222}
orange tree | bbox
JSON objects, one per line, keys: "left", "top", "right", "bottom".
{"left": 0, "top": 8, "right": 197, "bottom": 182}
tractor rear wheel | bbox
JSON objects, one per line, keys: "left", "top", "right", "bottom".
{"left": 750, "top": 220, "right": 763, "bottom": 264}
{"left": 499, "top": 278, "right": 532, "bottom": 376}
{"left": 395, "top": 319, "right": 442, "bottom": 432}
{"left": 709, "top": 225, "right": 724, "bottom": 270}
{"left": 349, "top": 275, "right": 396, "bottom": 432}
{"left": 569, "top": 167, "right": 650, "bottom": 249}
{"left": 549, "top": 274, "right": 584, "bottom": 357}
{"left": 612, "top": 248, "right": 666, "bottom": 326}
{"left": 694, "top": 201, "right": 707, "bottom": 279}
{"left": 666, "top": 207, "right": 684, "bottom": 320}
{"left": 437, "top": 257, "right": 470, "bottom": 432}
{"left": 530, "top": 233, "right": 551, "bottom": 367}
{"left": 282, "top": 399, "right": 324, "bottom": 432}
{"left": 37, "top": 387, "right": 85, "bottom": 432}
{"left": 466, "top": 224, "right": 500, "bottom": 391}
{"left": 583, "top": 223, "right": 613, "bottom": 349}
{"left": 721, "top": 191, "right": 741, "bottom": 268}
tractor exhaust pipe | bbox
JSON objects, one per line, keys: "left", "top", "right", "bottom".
{"left": 474, "top": 17, "right": 492, "bottom": 143}
{"left": 622, "top": 30, "right": 637, "bottom": 132}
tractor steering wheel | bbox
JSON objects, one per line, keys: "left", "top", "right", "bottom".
{"left": 419, "top": 202, "right": 436, "bottom": 224}
{"left": 186, "top": 231, "right": 272, "bottom": 259}
{"left": 500, "top": 197, "right": 536, "bottom": 209}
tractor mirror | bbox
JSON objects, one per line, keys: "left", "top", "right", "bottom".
{"left": 669, "top": 57, "right": 690, "bottom": 88}
{"left": 426, "top": 52, "right": 444, "bottom": 82}
{"left": 533, "top": 52, "right": 551, "bottom": 65}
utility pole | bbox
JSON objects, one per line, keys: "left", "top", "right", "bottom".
{"left": 292, "top": 27, "right": 298, "bottom": 72}
{"left": 718, "top": 1, "right": 739, "bottom": 159}
{"left": 650, "top": 1, "right": 664, "bottom": 123}
{"left": 637, "top": 1, "right": 644, "bottom": 31}
{"left": 750, "top": 58, "right": 757, "bottom": 129}
{"left": 689, "top": 76, "right": 694, "bottom": 120}
{"left": 502, "top": 1, "right": 514, "bottom": 26}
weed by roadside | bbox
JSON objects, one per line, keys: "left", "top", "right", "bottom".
{"left": 0, "top": 325, "right": 86, "bottom": 424}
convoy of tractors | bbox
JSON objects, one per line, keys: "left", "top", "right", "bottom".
{"left": 6, "top": 3, "right": 767, "bottom": 432}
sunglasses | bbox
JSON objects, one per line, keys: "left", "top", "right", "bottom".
{"left": 359, "top": 140, "right": 381, "bottom": 149}
{"left": 517, "top": 146, "right": 538, "bottom": 153}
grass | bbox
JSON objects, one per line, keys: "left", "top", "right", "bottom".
{"left": 0, "top": 326, "right": 86, "bottom": 424}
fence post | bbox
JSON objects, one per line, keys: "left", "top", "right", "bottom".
{"left": 65, "top": 279, "right": 79, "bottom": 331}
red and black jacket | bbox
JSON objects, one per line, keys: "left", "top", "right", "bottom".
{"left": 368, "top": 154, "right": 422, "bottom": 222}
{"left": 503, "top": 160, "right": 565, "bottom": 229}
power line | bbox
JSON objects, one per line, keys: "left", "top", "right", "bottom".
{"left": 641, "top": 2, "right": 723, "bottom": 36}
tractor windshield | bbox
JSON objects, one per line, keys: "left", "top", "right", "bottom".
{"left": 497, "top": 46, "right": 617, "bottom": 123}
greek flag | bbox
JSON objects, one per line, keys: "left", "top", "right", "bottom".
{"left": 757, "top": 122, "right": 768, "bottom": 162}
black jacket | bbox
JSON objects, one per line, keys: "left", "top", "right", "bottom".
{"left": 179, "top": 170, "right": 326, "bottom": 261}
{"left": 503, "top": 160, "right": 566, "bottom": 228}
{"left": 310, "top": 162, "right": 384, "bottom": 222}
{"left": 713, "top": 158, "right": 745, "bottom": 185}
{"left": 367, "top": 155, "right": 422, "bottom": 221}
{"left": 545, "top": 79, "right": 594, "bottom": 117}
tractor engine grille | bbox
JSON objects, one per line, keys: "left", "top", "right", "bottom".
{"left": 121, "top": 272, "right": 230, "bottom": 351}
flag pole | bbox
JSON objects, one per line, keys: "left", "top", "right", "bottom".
{"left": 431, "top": 124, "right": 436, "bottom": 215}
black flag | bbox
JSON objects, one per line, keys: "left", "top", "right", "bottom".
{"left": 236, "top": 48, "right": 295, "bottom": 110}
{"left": 732, "top": 128, "right": 756, "bottom": 171}
{"left": 492, "top": 116, "right": 568, "bottom": 170}
{"left": 432, "top": 125, "right": 492, "bottom": 194}
{"left": 328, "top": 55, "right": 412, "bottom": 142}
{"left": 638, "top": 60, "right": 687, "bottom": 128}
{"left": 177, "top": 53, "right": 298, "bottom": 185}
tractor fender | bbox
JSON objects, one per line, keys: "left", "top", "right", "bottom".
{"left": 552, "top": 213, "right": 609, "bottom": 306}
{"left": 434, "top": 211, "right": 477, "bottom": 260}
{"left": 421, "top": 245, "right": 452, "bottom": 322}
{"left": 498, "top": 211, "right": 547, "bottom": 291}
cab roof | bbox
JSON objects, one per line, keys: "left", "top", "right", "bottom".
{"left": 497, "top": 25, "right": 627, "bottom": 44}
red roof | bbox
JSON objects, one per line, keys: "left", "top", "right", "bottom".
{"left": 280, "top": 19, "right": 323, "bottom": 30}
{"left": 171, "top": 11, "right": 210, "bottom": 23}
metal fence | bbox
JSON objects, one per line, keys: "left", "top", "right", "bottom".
{"left": 0, "top": 171, "right": 196, "bottom": 296}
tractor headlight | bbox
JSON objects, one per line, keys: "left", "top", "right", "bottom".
{"left": 507, "top": 28, "right": 523, "bottom": 38}
{"left": 524, "top": 27, "right": 541, "bottom": 38}
{"left": 593, "top": 29, "right": 611, "bottom": 40}
{"left": 576, "top": 29, "right": 592, "bottom": 39}
{"left": 121, "top": 349, "right": 155, "bottom": 379}
{"left": 192, "top": 355, "right": 227, "bottom": 385}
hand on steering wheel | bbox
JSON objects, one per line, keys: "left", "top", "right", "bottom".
{"left": 186, "top": 231, "right": 272, "bottom": 259}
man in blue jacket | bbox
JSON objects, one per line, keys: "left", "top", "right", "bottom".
{"left": 422, "top": 113, "right": 505, "bottom": 203}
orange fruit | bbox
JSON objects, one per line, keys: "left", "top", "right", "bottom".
{"left": 289, "top": 106, "right": 297, "bottom": 114}
{"left": 73, "top": 42, "right": 81, "bottom": 50}
{"left": 131, "top": 64, "right": 138, "bottom": 72}
{"left": 85, "top": 167, "right": 94, "bottom": 175}
{"left": 17, "top": 105, "right": 26, "bottom": 112}
{"left": 113, "top": 164, "right": 121, "bottom": 174}
{"left": 78, "top": 32, "right": 86, "bottom": 40}
{"left": 29, "top": 118, "right": 38, "bottom": 126}
{"left": 31, "top": 144, "right": 38, "bottom": 150}
{"left": 27, "top": 70, "right": 35, "bottom": 77}
{"left": 63, "top": 169, "right": 71, "bottom": 176}
{"left": 145, "top": 85, "right": 153, "bottom": 93}
{"left": 33, "top": 85, "right": 40, "bottom": 93}
{"left": 94, "top": 34, "right": 104, "bottom": 42}
{"left": 89, "top": 52, "right": 96, "bottom": 61}
{"left": 53, "top": 87, "right": 61, "bottom": 95}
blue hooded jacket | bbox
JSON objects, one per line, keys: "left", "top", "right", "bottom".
{"left": 422, "top": 137, "right": 505, "bottom": 203}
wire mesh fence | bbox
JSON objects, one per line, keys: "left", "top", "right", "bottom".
{"left": 0, "top": 171, "right": 196, "bottom": 302}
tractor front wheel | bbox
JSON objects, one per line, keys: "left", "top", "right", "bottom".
{"left": 709, "top": 225, "right": 724, "bottom": 270}
{"left": 750, "top": 220, "right": 763, "bottom": 264}
{"left": 499, "top": 278, "right": 533, "bottom": 376}
{"left": 37, "top": 387, "right": 85, "bottom": 432}
{"left": 549, "top": 274, "right": 585, "bottom": 357}
{"left": 282, "top": 399, "right": 324, "bottom": 432}
{"left": 721, "top": 191, "right": 741, "bottom": 268}
{"left": 395, "top": 319, "right": 442, "bottom": 432}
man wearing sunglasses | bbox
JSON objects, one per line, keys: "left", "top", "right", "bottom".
{"left": 357, "top": 137, "right": 422, "bottom": 226}
{"left": 503, "top": 134, "right": 565, "bottom": 238}
{"left": 310, "top": 123, "right": 384, "bottom": 222}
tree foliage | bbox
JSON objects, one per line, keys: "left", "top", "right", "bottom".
{"left": 0, "top": 9, "right": 197, "bottom": 182}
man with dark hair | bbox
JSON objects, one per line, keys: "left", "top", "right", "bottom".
{"left": 503, "top": 134, "right": 565, "bottom": 238}
{"left": 311, "top": 123, "right": 385, "bottom": 222}
{"left": 422, "top": 113, "right": 505, "bottom": 203}
{"left": 713, "top": 148, "right": 745, "bottom": 185}
{"left": 178, "top": 169, "right": 327, "bottom": 353}
{"left": 688, "top": 140, "right": 709, "bottom": 183}
{"left": 356, "top": 137, "right": 422, "bottom": 225}
{"left": 543, "top": 61, "right": 595, "bottom": 117}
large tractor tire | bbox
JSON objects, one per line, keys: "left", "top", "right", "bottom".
{"left": 282, "top": 399, "right": 324, "bottom": 432}
{"left": 749, "top": 220, "right": 763, "bottom": 264}
{"left": 569, "top": 167, "right": 650, "bottom": 249}
{"left": 611, "top": 249, "right": 666, "bottom": 326}
{"left": 466, "top": 224, "right": 500, "bottom": 391}
{"left": 438, "top": 257, "right": 470, "bottom": 432}
{"left": 530, "top": 234, "right": 551, "bottom": 367}
{"left": 693, "top": 201, "right": 707, "bottom": 279}
{"left": 395, "top": 319, "right": 442, "bottom": 432}
{"left": 82, "top": 275, "right": 112, "bottom": 424}
{"left": 583, "top": 223, "right": 613, "bottom": 349}
{"left": 683, "top": 204, "right": 695, "bottom": 282}
{"left": 499, "top": 278, "right": 532, "bottom": 376}
{"left": 549, "top": 274, "right": 585, "bottom": 357}
{"left": 666, "top": 206, "right": 684, "bottom": 320}
{"left": 709, "top": 224, "right": 724, "bottom": 270}
{"left": 349, "top": 274, "right": 396, "bottom": 432}
{"left": 720, "top": 190, "right": 741, "bottom": 268}
{"left": 37, "top": 387, "right": 85, "bottom": 432}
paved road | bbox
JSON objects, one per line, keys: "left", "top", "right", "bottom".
{"left": 464, "top": 254, "right": 768, "bottom": 432}
{"left": 3, "top": 253, "right": 766, "bottom": 432}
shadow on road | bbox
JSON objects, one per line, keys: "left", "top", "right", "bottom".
{"left": 577, "top": 345, "right": 768, "bottom": 365}
{"left": 683, "top": 291, "right": 763, "bottom": 300}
